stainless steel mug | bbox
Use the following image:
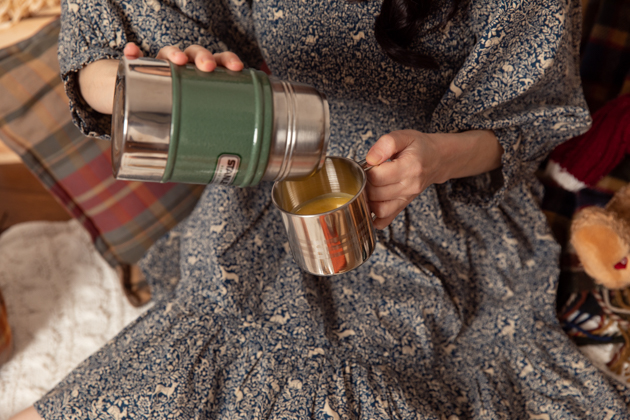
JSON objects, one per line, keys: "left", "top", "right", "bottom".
{"left": 111, "top": 57, "right": 329, "bottom": 186}
{"left": 271, "top": 156, "right": 376, "bottom": 276}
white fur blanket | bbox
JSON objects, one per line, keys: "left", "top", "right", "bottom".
{"left": 0, "top": 220, "right": 149, "bottom": 419}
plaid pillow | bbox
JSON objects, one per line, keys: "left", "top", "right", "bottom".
{"left": 0, "top": 19, "right": 203, "bottom": 269}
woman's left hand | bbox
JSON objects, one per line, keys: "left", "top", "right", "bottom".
{"left": 365, "top": 130, "right": 447, "bottom": 229}
{"left": 365, "top": 129, "right": 503, "bottom": 229}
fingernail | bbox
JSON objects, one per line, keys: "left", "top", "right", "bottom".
{"left": 199, "top": 59, "right": 214, "bottom": 71}
{"left": 366, "top": 151, "right": 383, "bottom": 165}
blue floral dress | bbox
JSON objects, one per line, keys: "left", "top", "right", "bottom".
{"left": 38, "top": 0, "right": 630, "bottom": 418}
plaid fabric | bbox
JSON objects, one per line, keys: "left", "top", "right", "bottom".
{"left": 580, "top": 0, "right": 630, "bottom": 112}
{"left": 0, "top": 19, "right": 204, "bottom": 268}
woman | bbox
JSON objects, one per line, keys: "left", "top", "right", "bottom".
{"left": 14, "top": 0, "right": 630, "bottom": 418}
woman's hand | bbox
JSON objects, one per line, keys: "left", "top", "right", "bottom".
{"left": 78, "top": 43, "right": 244, "bottom": 115}
{"left": 365, "top": 129, "right": 503, "bottom": 229}
{"left": 123, "top": 43, "right": 244, "bottom": 72}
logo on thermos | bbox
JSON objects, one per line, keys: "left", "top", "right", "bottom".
{"left": 211, "top": 154, "right": 241, "bottom": 185}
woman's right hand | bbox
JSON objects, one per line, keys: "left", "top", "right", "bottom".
{"left": 78, "top": 43, "right": 244, "bottom": 115}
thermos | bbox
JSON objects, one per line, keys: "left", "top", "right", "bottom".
{"left": 111, "top": 57, "right": 330, "bottom": 186}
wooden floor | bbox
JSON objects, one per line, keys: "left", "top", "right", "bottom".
{"left": 0, "top": 144, "right": 71, "bottom": 233}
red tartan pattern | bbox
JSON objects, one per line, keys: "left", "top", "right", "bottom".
{"left": 0, "top": 20, "right": 203, "bottom": 268}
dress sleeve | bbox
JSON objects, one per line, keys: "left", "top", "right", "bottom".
{"left": 57, "top": 0, "right": 264, "bottom": 139}
{"left": 430, "top": 0, "right": 591, "bottom": 207}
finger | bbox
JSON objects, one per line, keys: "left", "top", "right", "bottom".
{"left": 366, "top": 159, "right": 409, "bottom": 187}
{"left": 369, "top": 199, "right": 408, "bottom": 229}
{"left": 183, "top": 45, "right": 216, "bottom": 72}
{"left": 365, "top": 132, "right": 414, "bottom": 166}
{"left": 123, "top": 42, "right": 144, "bottom": 59}
{"left": 373, "top": 215, "right": 398, "bottom": 230}
{"left": 369, "top": 198, "right": 408, "bottom": 220}
{"left": 213, "top": 51, "right": 244, "bottom": 71}
{"left": 156, "top": 46, "right": 188, "bottom": 66}
{"left": 366, "top": 181, "right": 411, "bottom": 202}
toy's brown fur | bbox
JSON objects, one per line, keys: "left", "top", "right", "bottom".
{"left": 571, "top": 184, "right": 630, "bottom": 289}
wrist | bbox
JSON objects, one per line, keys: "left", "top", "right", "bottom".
{"left": 77, "top": 59, "right": 120, "bottom": 115}
{"left": 432, "top": 129, "right": 503, "bottom": 182}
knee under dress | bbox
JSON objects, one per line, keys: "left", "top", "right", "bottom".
{"left": 37, "top": 0, "right": 630, "bottom": 417}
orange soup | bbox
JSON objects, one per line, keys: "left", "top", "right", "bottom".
{"left": 292, "top": 192, "right": 354, "bottom": 215}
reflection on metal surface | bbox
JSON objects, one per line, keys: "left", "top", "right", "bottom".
{"left": 272, "top": 156, "right": 376, "bottom": 276}
{"left": 130, "top": 65, "right": 172, "bottom": 77}
{"left": 266, "top": 78, "right": 329, "bottom": 182}
{"left": 111, "top": 57, "right": 172, "bottom": 182}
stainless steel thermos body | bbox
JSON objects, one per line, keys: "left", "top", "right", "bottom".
{"left": 111, "top": 57, "right": 330, "bottom": 187}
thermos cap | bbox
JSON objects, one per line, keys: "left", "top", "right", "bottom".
{"left": 111, "top": 57, "right": 173, "bottom": 182}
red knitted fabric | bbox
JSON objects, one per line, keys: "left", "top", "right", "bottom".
{"left": 549, "top": 94, "right": 630, "bottom": 187}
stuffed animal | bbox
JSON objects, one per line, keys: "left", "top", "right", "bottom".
{"left": 545, "top": 93, "right": 630, "bottom": 290}
{"left": 571, "top": 184, "right": 630, "bottom": 290}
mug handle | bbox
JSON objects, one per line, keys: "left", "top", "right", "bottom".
{"left": 356, "top": 159, "right": 378, "bottom": 221}
{"left": 357, "top": 159, "right": 374, "bottom": 172}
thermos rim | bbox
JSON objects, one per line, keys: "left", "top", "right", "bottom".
{"left": 271, "top": 156, "right": 367, "bottom": 217}
{"left": 111, "top": 57, "right": 173, "bottom": 182}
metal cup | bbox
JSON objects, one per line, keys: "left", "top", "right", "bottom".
{"left": 271, "top": 156, "right": 376, "bottom": 276}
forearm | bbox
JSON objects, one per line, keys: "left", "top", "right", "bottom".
{"left": 77, "top": 59, "right": 119, "bottom": 115}
{"left": 430, "top": 129, "right": 503, "bottom": 184}
{"left": 365, "top": 128, "right": 504, "bottom": 228}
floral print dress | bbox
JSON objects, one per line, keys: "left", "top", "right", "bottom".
{"left": 37, "top": 0, "right": 630, "bottom": 418}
